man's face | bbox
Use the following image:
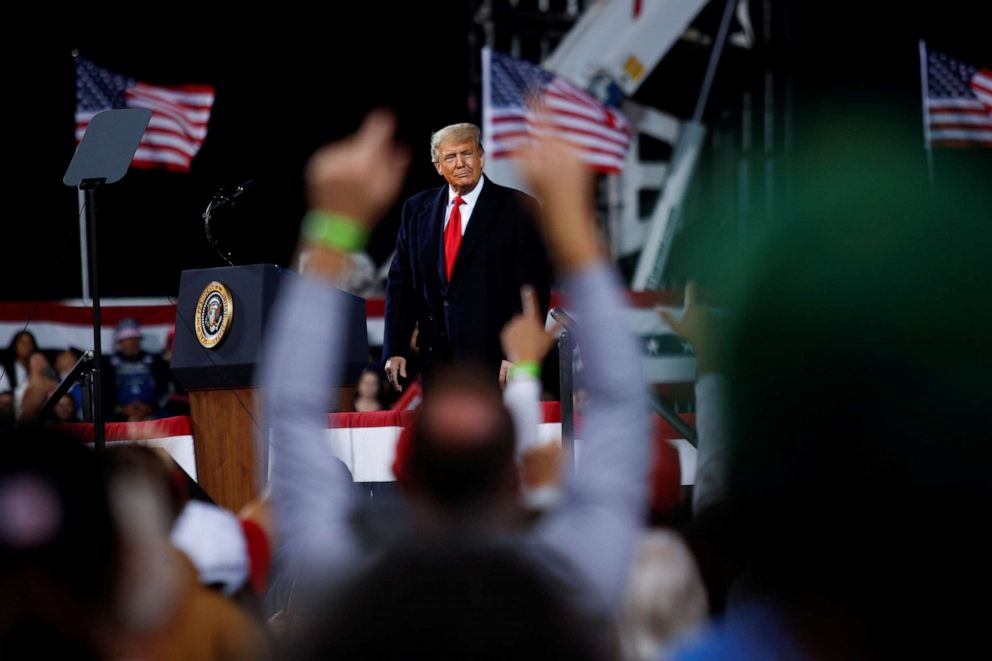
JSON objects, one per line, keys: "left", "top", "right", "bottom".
{"left": 121, "top": 401, "right": 153, "bottom": 422}
{"left": 54, "top": 394, "right": 76, "bottom": 421}
{"left": 434, "top": 140, "right": 485, "bottom": 194}
{"left": 118, "top": 337, "right": 142, "bottom": 358}
{"left": 55, "top": 351, "right": 76, "bottom": 377}
{"left": 358, "top": 372, "right": 380, "bottom": 398}
{"left": 15, "top": 334, "right": 35, "bottom": 361}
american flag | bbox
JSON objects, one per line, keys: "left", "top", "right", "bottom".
{"left": 921, "top": 44, "right": 992, "bottom": 148}
{"left": 484, "top": 49, "right": 632, "bottom": 173}
{"left": 75, "top": 57, "right": 215, "bottom": 172}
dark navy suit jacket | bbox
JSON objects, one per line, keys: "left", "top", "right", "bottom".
{"left": 383, "top": 176, "right": 551, "bottom": 377}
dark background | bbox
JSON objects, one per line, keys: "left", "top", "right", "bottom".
{"left": 3, "top": 2, "right": 988, "bottom": 302}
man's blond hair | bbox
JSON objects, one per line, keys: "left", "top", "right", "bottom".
{"left": 430, "top": 123, "right": 484, "bottom": 163}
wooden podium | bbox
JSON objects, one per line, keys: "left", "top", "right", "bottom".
{"left": 171, "top": 264, "right": 368, "bottom": 511}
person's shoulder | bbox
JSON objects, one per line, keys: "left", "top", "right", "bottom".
{"left": 485, "top": 178, "right": 532, "bottom": 201}
{"left": 398, "top": 185, "right": 444, "bottom": 224}
{"left": 482, "top": 178, "right": 536, "bottom": 206}
{"left": 404, "top": 185, "right": 444, "bottom": 208}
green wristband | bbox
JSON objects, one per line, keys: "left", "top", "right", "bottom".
{"left": 509, "top": 361, "right": 541, "bottom": 380}
{"left": 302, "top": 211, "right": 369, "bottom": 253}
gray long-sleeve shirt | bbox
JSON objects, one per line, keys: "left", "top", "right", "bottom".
{"left": 261, "top": 260, "right": 650, "bottom": 615}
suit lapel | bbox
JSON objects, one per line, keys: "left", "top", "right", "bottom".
{"left": 450, "top": 176, "right": 500, "bottom": 282}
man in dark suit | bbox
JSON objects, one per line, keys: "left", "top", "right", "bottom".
{"left": 383, "top": 123, "right": 551, "bottom": 391}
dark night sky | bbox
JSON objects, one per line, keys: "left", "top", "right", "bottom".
{"left": 5, "top": 8, "right": 476, "bottom": 300}
{"left": 2, "top": 2, "right": 988, "bottom": 301}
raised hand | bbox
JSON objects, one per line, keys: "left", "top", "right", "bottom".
{"left": 500, "top": 285, "right": 561, "bottom": 370}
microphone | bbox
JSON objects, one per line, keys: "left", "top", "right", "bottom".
{"left": 203, "top": 180, "right": 255, "bottom": 266}
{"left": 228, "top": 179, "right": 256, "bottom": 205}
{"left": 208, "top": 179, "right": 256, "bottom": 210}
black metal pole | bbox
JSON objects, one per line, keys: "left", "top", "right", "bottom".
{"left": 38, "top": 350, "right": 93, "bottom": 421}
{"left": 81, "top": 371, "right": 93, "bottom": 423}
{"left": 82, "top": 182, "right": 105, "bottom": 450}
{"left": 557, "top": 329, "right": 575, "bottom": 474}
{"left": 551, "top": 308, "right": 577, "bottom": 473}
{"left": 648, "top": 393, "right": 698, "bottom": 447}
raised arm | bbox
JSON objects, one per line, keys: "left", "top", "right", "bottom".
{"left": 517, "top": 136, "right": 651, "bottom": 612}
{"left": 260, "top": 111, "right": 410, "bottom": 587}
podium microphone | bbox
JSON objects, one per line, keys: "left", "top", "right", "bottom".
{"left": 227, "top": 179, "right": 256, "bottom": 205}
{"left": 203, "top": 180, "right": 255, "bottom": 266}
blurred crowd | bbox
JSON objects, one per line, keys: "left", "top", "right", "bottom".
{"left": 1, "top": 108, "right": 989, "bottom": 660}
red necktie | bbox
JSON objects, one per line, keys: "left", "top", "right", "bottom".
{"left": 444, "top": 196, "right": 465, "bottom": 281}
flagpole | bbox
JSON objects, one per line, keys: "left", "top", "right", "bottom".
{"left": 918, "top": 39, "right": 935, "bottom": 187}
{"left": 693, "top": 0, "right": 737, "bottom": 124}
{"left": 481, "top": 47, "right": 493, "bottom": 156}
{"left": 71, "top": 49, "right": 91, "bottom": 301}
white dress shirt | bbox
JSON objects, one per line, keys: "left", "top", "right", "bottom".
{"left": 442, "top": 175, "right": 485, "bottom": 235}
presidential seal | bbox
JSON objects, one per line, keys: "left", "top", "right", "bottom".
{"left": 194, "top": 281, "right": 234, "bottom": 348}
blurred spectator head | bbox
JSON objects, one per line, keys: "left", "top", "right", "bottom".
{"left": 620, "top": 530, "right": 708, "bottom": 661}
{"left": 52, "top": 394, "right": 79, "bottom": 424}
{"left": 402, "top": 366, "right": 517, "bottom": 522}
{"left": 718, "top": 110, "right": 991, "bottom": 656}
{"left": 171, "top": 500, "right": 253, "bottom": 596}
{"left": 8, "top": 331, "right": 38, "bottom": 365}
{"left": 102, "top": 445, "right": 184, "bottom": 529}
{"left": 353, "top": 367, "right": 385, "bottom": 413}
{"left": 119, "top": 402, "right": 154, "bottom": 423}
{"left": 0, "top": 425, "right": 119, "bottom": 658}
{"left": 54, "top": 348, "right": 82, "bottom": 379}
{"left": 356, "top": 368, "right": 382, "bottom": 401}
{"left": 295, "top": 542, "right": 600, "bottom": 660}
{"left": 113, "top": 319, "right": 143, "bottom": 358}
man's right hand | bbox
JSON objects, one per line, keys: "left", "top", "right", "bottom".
{"left": 384, "top": 356, "right": 407, "bottom": 392}
{"left": 305, "top": 110, "right": 410, "bottom": 227}
{"left": 299, "top": 111, "right": 410, "bottom": 281}
{"left": 500, "top": 285, "right": 561, "bottom": 365}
